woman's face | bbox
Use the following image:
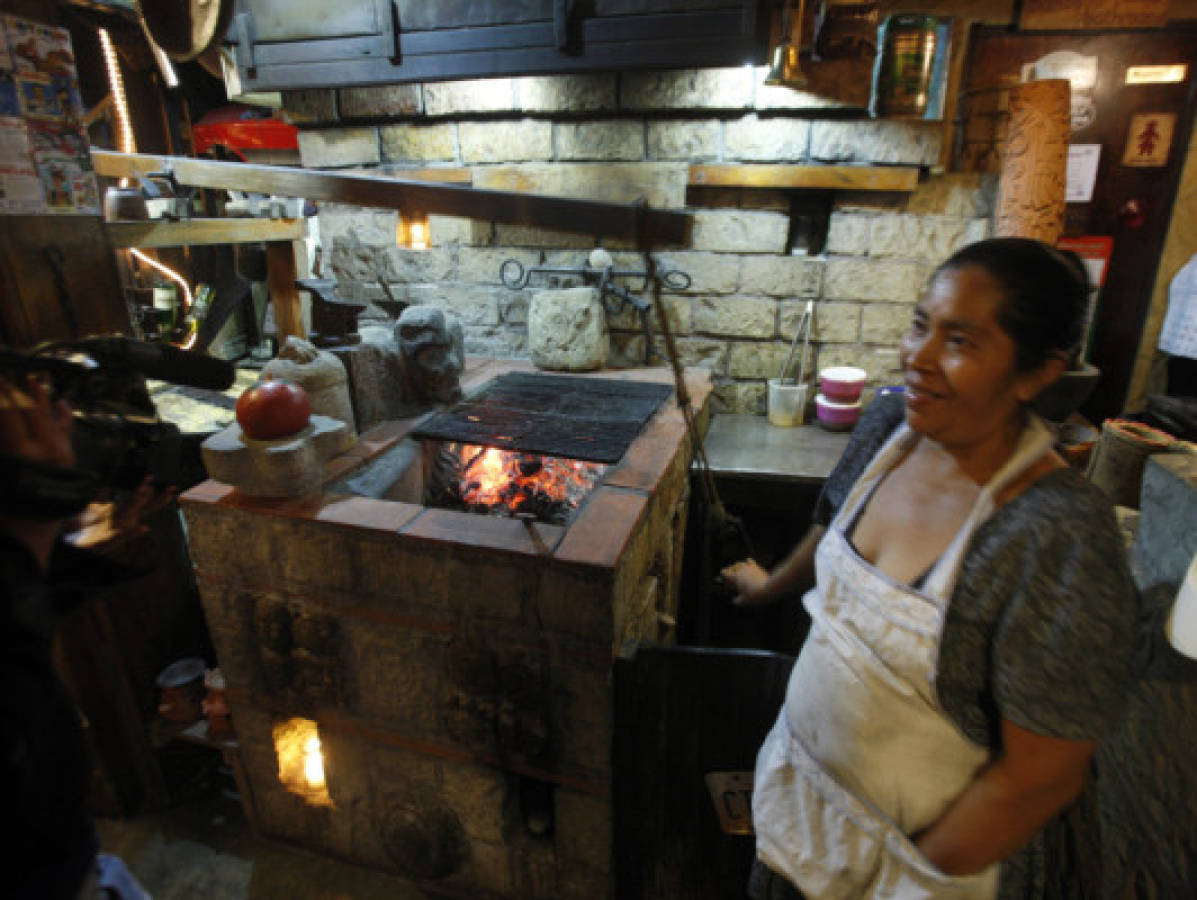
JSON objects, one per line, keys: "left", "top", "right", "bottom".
{"left": 899, "top": 265, "right": 1049, "bottom": 449}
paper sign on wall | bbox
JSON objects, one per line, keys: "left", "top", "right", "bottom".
{"left": 1066, "top": 144, "right": 1101, "bottom": 203}
{"left": 1122, "top": 112, "right": 1176, "bottom": 167}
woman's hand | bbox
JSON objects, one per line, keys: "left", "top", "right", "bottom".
{"left": 720, "top": 558, "right": 773, "bottom": 606}
{"left": 65, "top": 475, "right": 175, "bottom": 551}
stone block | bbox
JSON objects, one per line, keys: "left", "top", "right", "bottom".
{"left": 809, "top": 121, "right": 943, "bottom": 166}
{"left": 606, "top": 333, "right": 647, "bottom": 369}
{"left": 728, "top": 341, "right": 793, "bottom": 379}
{"left": 555, "top": 790, "right": 611, "bottom": 871}
{"left": 458, "top": 247, "right": 539, "bottom": 286}
{"left": 655, "top": 252, "right": 738, "bottom": 295}
{"left": 499, "top": 290, "right": 530, "bottom": 325}
{"left": 690, "top": 210, "right": 789, "bottom": 254}
{"left": 378, "top": 246, "right": 453, "bottom": 283}
{"left": 464, "top": 325, "right": 529, "bottom": 357}
{"left": 404, "top": 284, "right": 502, "bottom": 326}
{"left": 515, "top": 73, "right": 618, "bottom": 112}
{"left": 816, "top": 345, "right": 901, "bottom": 384}
{"left": 607, "top": 295, "right": 689, "bottom": 336}
{"left": 555, "top": 861, "right": 611, "bottom": 900}
{"left": 429, "top": 215, "right": 494, "bottom": 247}
{"left": 825, "top": 214, "right": 871, "bottom": 256}
{"left": 440, "top": 763, "right": 509, "bottom": 845}
{"left": 646, "top": 120, "right": 720, "bottom": 160}
{"left": 675, "top": 338, "right": 728, "bottom": 373}
{"left": 620, "top": 67, "right": 754, "bottom": 111}
{"left": 870, "top": 214, "right": 970, "bottom": 262}
{"left": 528, "top": 287, "right": 608, "bottom": 371}
{"left": 781, "top": 300, "right": 859, "bottom": 344}
{"left": 424, "top": 78, "right": 516, "bottom": 116}
{"left": 281, "top": 90, "right": 337, "bottom": 124}
{"left": 711, "top": 379, "right": 767, "bottom": 415}
{"left": 351, "top": 627, "right": 447, "bottom": 738}
{"left": 200, "top": 416, "right": 354, "bottom": 499}
{"left": 753, "top": 65, "right": 850, "bottom": 111}
{"left": 339, "top": 84, "right": 422, "bottom": 118}
{"left": 824, "top": 258, "right": 922, "bottom": 303}
{"left": 723, "top": 115, "right": 810, "bottom": 162}
{"left": 317, "top": 204, "right": 397, "bottom": 247}
{"left": 556, "top": 120, "right": 645, "bottom": 161}
{"left": 693, "top": 296, "right": 776, "bottom": 338}
{"left": 474, "top": 163, "right": 688, "bottom": 208}
{"left": 861, "top": 303, "right": 914, "bottom": 343}
{"left": 460, "top": 120, "right": 552, "bottom": 163}
{"left": 379, "top": 124, "right": 457, "bottom": 163}
{"left": 740, "top": 256, "right": 823, "bottom": 298}
{"left": 298, "top": 128, "right": 379, "bottom": 168}
{"left": 329, "top": 235, "right": 382, "bottom": 283}
{"left": 536, "top": 565, "right": 613, "bottom": 641}
{"left": 494, "top": 225, "right": 597, "bottom": 250}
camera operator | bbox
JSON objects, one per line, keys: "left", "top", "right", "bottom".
{"left": 1, "top": 374, "right": 152, "bottom": 899}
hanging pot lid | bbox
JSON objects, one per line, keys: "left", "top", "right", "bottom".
{"left": 135, "top": 0, "right": 233, "bottom": 62}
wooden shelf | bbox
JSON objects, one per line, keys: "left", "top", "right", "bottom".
{"left": 105, "top": 216, "right": 306, "bottom": 249}
{"left": 688, "top": 164, "right": 920, "bottom": 192}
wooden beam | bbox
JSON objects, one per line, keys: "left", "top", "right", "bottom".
{"left": 105, "top": 217, "right": 306, "bottom": 249}
{"left": 688, "top": 164, "right": 920, "bottom": 192}
{"left": 92, "top": 150, "right": 691, "bottom": 245}
{"left": 265, "top": 240, "right": 304, "bottom": 343}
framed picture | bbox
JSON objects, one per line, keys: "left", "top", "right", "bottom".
{"left": 1122, "top": 112, "right": 1176, "bottom": 167}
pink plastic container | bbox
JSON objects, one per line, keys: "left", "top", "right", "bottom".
{"left": 815, "top": 393, "right": 862, "bottom": 431}
{"left": 819, "top": 366, "right": 867, "bottom": 403}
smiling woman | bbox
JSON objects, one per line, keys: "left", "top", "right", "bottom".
{"left": 722, "top": 238, "right": 1138, "bottom": 900}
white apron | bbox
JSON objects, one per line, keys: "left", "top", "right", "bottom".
{"left": 753, "top": 415, "right": 1054, "bottom": 899}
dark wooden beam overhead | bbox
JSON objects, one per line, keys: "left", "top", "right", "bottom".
{"left": 92, "top": 150, "right": 692, "bottom": 245}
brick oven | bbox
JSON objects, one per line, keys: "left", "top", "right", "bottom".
{"left": 180, "top": 359, "right": 712, "bottom": 898}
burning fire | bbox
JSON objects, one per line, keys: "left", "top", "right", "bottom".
{"left": 449, "top": 443, "right": 606, "bottom": 519}
{"left": 273, "top": 717, "right": 332, "bottom": 807}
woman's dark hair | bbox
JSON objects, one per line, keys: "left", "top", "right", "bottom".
{"left": 934, "top": 237, "right": 1090, "bottom": 373}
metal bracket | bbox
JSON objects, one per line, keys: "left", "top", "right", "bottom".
{"left": 554, "top": 0, "right": 578, "bottom": 52}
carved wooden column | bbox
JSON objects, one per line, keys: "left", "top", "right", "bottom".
{"left": 993, "top": 78, "right": 1070, "bottom": 243}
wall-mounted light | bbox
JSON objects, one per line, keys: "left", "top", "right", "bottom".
{"left": 397, "top": 211, "right": 430, "bottom": 250}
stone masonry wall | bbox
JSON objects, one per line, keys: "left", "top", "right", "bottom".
{"left": 285, "top": 68, "right": 997, "bottom": 414}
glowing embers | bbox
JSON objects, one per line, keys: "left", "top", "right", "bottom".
{"left": 273, "top": 717, "right": 332, "bottom": 807}
{"left": 427, "top": 442, "right": 606, "bottom": 525}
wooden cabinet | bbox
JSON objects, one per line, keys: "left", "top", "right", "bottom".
{"left": 229, "top": 0, "right": 771, "bottom": 91}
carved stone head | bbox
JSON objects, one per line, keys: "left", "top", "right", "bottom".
{"left": 395, "top": 305, "right": 464, "bottom": 405}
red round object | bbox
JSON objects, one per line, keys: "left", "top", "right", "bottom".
{"left": 235, "top": 378, "right": 311, "bottom": 440}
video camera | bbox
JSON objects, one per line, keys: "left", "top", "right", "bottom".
{"left": 0, "top": 337, "right": 234, "bottom": 518}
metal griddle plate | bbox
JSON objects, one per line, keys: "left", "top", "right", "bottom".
{"left": 411, "top": 373, "right": 674, "bottom": 464}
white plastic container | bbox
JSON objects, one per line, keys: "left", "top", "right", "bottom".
{"left": 768, "top": 379, "right": 809, "bottom": 427}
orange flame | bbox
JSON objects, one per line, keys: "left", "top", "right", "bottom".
{"left": 452, "top": 443, "right": 605, "bottom": 514}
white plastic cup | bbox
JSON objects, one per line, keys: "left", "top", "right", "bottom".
{"left": 768, "top": 379, "right": 809, "bottom": 427}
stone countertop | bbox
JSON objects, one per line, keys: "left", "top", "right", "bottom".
{"left": 701, "top": 414, "right": 850, "bottom": 484}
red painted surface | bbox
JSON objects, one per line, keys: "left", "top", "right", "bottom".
{"left": 192, "top": 104, "right": 299, "bottom": 159}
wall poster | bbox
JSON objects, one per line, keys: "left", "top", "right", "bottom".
{"left": 0, "top": 14, "right": 99, "bottom": 215}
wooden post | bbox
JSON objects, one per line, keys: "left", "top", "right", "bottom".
{"left": 994, "top": 78, "right": 1070, "bottom": 243}
{"left": 265, "top": 239, "right": 304, "bottom": 343}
